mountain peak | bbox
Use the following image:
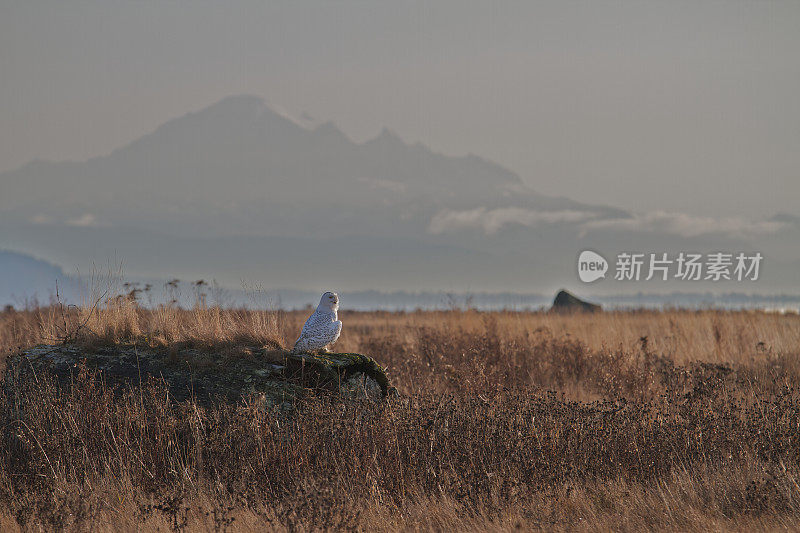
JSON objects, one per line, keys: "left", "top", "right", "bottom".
{"left": 167, "top": 94, "right": 311, "bottom": 133}
{"left": 212, "top": 94, "right": 265, "bottom": 107}
{"left": 313, "top": 120, "right": 346, "bottom": 136}
{"left": 309, "top": 120, "right": 353, "bottom": 148}
{"left": 110, "top": 94, "right": 306, "bottom": 158}
{"left": 362, "top": 128, "right": 408, "bottom": 151}
{"left": 197, "top": 94, "right": 280, "bottom": 121}
{"left": 372, "top": 128, "right": 404, "bottom": 144}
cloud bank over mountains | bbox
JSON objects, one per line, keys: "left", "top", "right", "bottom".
{"left": 429, "top": 208, "right": 791, "bottom": 239}
{"left": 0, "top": 95, "right": 797, "bottom": 296}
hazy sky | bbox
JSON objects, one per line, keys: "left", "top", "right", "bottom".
{"left": 1, "top": 1, "right": 798, "bottom": 218}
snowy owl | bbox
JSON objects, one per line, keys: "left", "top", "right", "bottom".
{"left": 292, "top": 291, "right": 342, "bottom": 353}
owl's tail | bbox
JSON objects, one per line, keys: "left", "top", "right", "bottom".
{"left": 291, "top": 337, "right": 307, "bottom": 354}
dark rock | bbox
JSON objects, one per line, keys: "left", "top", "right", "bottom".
{"left": 5, "top": 344, "right": 391, "bottom": 408}
{"left": 550, "top": 289, "right": 601, "bottom": 313}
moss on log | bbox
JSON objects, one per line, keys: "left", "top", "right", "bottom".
{"left": 6, "top": 344, "right": 391, "bottom": 408}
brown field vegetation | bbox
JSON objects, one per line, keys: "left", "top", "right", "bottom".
{"left": 1, "top": 297, "right": 800, "bottom": 531}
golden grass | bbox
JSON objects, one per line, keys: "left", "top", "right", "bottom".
{"left": 1, "top": 300, "right": 800, "bottom": 531}
{"left": 337, "top": 308, "right": 800, "bottom": 365}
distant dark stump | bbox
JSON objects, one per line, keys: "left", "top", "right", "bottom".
{"left": 550, "top": 289, "right": 601, "bottom": 313}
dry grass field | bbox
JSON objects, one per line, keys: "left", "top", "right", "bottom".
{"left": 1, "top": 297, "right": 800, "bottom": 531}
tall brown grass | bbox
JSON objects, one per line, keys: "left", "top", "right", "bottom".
{"left": 1, "top": 299, "right": 800, "bottom": 531}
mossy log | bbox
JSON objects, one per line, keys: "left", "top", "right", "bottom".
{"left": 5, "top": 344, "right": 391, "bottom": 408}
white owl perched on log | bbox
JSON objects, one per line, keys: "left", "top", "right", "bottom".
{"left": 292, "top": 291, "right": 342, "bottom": 353}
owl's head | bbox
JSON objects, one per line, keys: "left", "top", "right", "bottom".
{"left": 319, "top": 291, "right": 339, "bottom": 311}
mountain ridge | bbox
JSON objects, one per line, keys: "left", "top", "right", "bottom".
{"left": 0, "top": 95, "right": 796, "bottom": 293}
